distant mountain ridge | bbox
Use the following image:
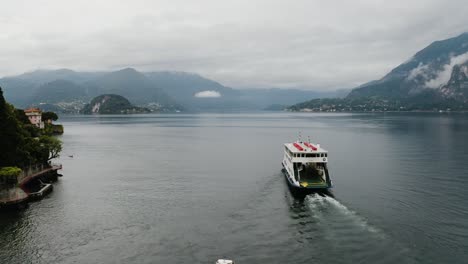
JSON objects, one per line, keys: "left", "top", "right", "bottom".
{"left": 290, "top": 32, "right": 468, "bottom": 111}
{"left": 348, "top": 32, "right": 468, "bottom": 101}
{"left": 0, "top": 68, "right": 341, "bottom": 112}
{"left": 32, "top": 80, "right": 87, "bottom": 103}
{"left": 440, "top": 61, "right": 468, "bottom": 102}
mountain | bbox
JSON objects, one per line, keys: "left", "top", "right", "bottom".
{"left": 0, "top": 78, "right": 36, "bottom": 107}
{"left": 144, "top": 71, "right": 246, "bottom": 111}
{"left": 348, "top": 32, "right": 468, "bottom": 99}
{"left": 239, "top": 88, "right": 346, "bottom": 110}
{"left": 0, "top": 68, "right": 182, "bottom": 112}
{"left": 440, "top": 61, "right": 468, "bottom": 102}
{"left": 81, "top": 94, "right": 150, "bottom": 114}
{"left": 83, "top": 68, "right": 182, "bottom": 112}
{"left": 0, "top": 68, "right": 343, "bottom": 112}
{"left": 145, "top": 71, "right": 236, "bottom": 97}
{"left": 31, "top": 80, "right": 87, "bottom": 103}
{"left": 0, "top": 69, "right": 104, "bottom": 107}
{"left": 290, "top": 32, "right": 468, "bottom": 112}
{"left": 8, "top": 69, "right": 103, "bottom": 85}
{"left": 145, "top": 71, "right": 343, "bottom": 111}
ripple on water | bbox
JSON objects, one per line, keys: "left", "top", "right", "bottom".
{"left": 297, "top": 193, "right": 415, "bottom": 264}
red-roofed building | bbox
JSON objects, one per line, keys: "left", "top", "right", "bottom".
{"left": 24, "top": 108, "right": 44, "bottom": 129}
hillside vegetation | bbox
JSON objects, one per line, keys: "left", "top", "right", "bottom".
{"left": 290, "top": 32, "right": 468, "bottom": 112}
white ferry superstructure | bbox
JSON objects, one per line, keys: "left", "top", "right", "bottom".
{"left": 282, "top": 141, "right": 332, "bottom": 192}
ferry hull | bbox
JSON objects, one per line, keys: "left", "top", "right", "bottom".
{"left": 281, "top": 166, "right": 331, "bottom": 195}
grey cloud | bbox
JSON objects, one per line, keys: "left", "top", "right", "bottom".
{"left": 0, "top": 0, "right": 467, "bottom": 90}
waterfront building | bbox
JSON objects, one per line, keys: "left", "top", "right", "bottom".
{"left": 24, "top": 108, "right": 45, "bottom": 129}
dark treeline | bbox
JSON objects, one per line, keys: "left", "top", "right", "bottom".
{"left": 0, "top": 87, "right": 61, "bottom": 168}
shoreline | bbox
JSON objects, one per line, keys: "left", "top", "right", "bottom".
{"left": 0, "top": 165, "right": 62, "bottom": 210}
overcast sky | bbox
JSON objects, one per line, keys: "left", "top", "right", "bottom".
{"left": 0, "top": 0, "right": 467, "bottom": 90}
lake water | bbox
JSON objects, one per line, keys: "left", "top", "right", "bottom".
{"left": 1, "top": 112, "right": 468, "bottom": 263}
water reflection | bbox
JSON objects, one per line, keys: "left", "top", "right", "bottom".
{"left": 1, "top": 113, "right": 467, "bottom": 263}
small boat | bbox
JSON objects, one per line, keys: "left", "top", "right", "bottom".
{"left": 216, "top": 259, "right": 234, "bottom": 264}
{"left": 282, "top": 140, "right": 333, "bottom": 194}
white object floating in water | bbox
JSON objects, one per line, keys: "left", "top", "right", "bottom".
{"left": 216, "top": 259, "right": 234, "bottom": 264}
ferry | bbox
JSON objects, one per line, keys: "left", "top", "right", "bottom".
{"left": 282, "top": 140, "right": 332, "bottom": 193}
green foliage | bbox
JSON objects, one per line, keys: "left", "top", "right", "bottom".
{"left": 0, "top": 167, "right": 22, "bottom": 185}
{"left": 42, "top": 111, "right": 58, "bottom": 121}
{"left": 23, "top": 123, "right": 41, "bottom": 137}
{"left": 82, "top": 94, "right": 150, "bottom": 114}
{"left": 14, "top": 109, "right": 30, "bottom": 124}
{"left": 0, "top": 87, "right": 63, "bottom": 167}
{"left": 43, "top": 123, "right": 64, "bottom": 135}
{"left": 0, "top": 88, "right": 29, "bottom": 167}
{"left": 38, "top": 136, "right": 62, "bottom": 162}
{"left": 0, "top": 167, "right": 22, "bottom": 178}
{"left": 16, "top": 108, "right": 42, "bottom": 137}
{"left": 51, "top": 124, "right": 64, "bottom": 134}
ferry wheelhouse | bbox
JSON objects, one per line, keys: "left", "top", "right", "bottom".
{"left": 282, "top": 141, "right": 332, "bottom": 192}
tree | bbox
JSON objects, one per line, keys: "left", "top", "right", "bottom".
{"left": 15, "top": 109, "right": 30, "bottom": 124}
{"left": 0, "top": 88, "right": 28, "bottom": 167}
{"left": 42, "top": 111, "right": 58, "bottom": 122}
{"left": 38, "top": 136, "right": 62, "bottom": 163}
{"left": 0, "top": 167, "right": 22, "bottom": 185}
{"left": 0, "top": 87, "right": 62, "bottom": 167}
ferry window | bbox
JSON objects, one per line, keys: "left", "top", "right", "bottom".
{"left": 325, "top": 154, "right": 328, "bottom": 157}
{"left": 320, "top": 153, "right": 324, "bottom": 157}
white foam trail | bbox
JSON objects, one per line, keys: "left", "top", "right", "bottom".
{"left": 304, "top": 194, "right": 325, "bottom": 219}
{"left": 323, "top": 196, "right": 354, "bottom": 215}
{"left": 305, "top": 194, "right": 383, "bottom": 236}
{"left": 305, "top": 193, "right": 325, "bottom": 209}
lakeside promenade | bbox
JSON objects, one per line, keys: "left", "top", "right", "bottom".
{"left": 0, "top": 164, "right": 62, "bottom": 209}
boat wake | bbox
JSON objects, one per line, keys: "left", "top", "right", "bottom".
{"left": 284, "top": 189, "right": 415, "bottom": 263}
{"left": 305, "top": 193, "right": 384, "bottom": 238}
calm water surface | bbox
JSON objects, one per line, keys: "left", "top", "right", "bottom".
{"left": 1, "top": 113, "right": 468, "bottom": 263}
